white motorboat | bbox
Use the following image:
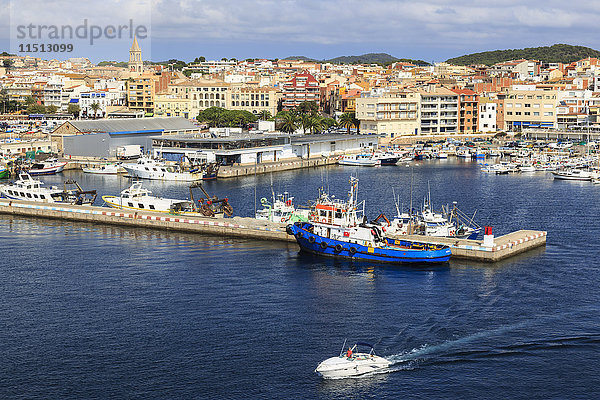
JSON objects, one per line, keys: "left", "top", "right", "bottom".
{"left": 551, "top": 169, "right": 593, "bottom": 181}
{"left": 0, "top": 173, "right": 96, "bottom": 204}
{"left": 82, "top": 162, "right": 122, "bottom": 175}
{"left": 123, "top": 156, "right": 206, "bottom": 181}
{"left": 28, "top": 157, "right": 68, "bottom": 175}
{"left": 315, "top": 342, "right": 391, "bottom": 379}
{"left": 338, "top": 154, "right": 381, "bottom": 167}
{"left": 518, "top": 165, "right": 536, "bottom": 172}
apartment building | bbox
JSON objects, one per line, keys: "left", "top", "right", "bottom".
{"left": 503, "top": 86, "right": 558, "bottom": 130}
{"left": 452, "top": 88, "right": 479, "bottom": 133}
{"left": 413, "top": 87, "right": 459, "bottom": 134}
{"left": 167, "top": 80, "right": 229, "bottom": 117}
{"left": 127, "top": 77, "right": 155, "bottom": 115}
{"left": 356, "top": 89, "right": 420, "bottom": 137}
{"left": 281, "top": 71, "right": 319, "bottom": 110}
{"left": 154, "top": 94, "right": 194, "bottom": 118}
{"left": 556, "top": 89, "right": 595, "bottom": 129}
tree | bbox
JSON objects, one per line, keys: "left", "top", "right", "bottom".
{"left": 338, "top": 112, "right": 356, "bottom": 134}
{"left": 46, "top": 105, "right": 58, "bottom": 114}
{"left": 90, "top": 102, "right": 101, "bottom": 118}
{"left": 67, "top": 103, "right": 80, "bottom": 118}
{"left": 276, "top": 111, "right": 298, "bottom": 134}
{"left": 3, "top": 59, "right": 13, "bottom": 70}
{"left": 193, "top": 56, "right": 206, "bottom": 63}
{"left": 257, "top": 110, "right": 272, "bottom": 121}
{"left": 26, "top": 104, "right": 46, "bottom": 114}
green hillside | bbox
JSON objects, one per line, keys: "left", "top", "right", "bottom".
{"left": 446, "top": 44, "right": 600, "bottom": 66}
{"left": 285, "top": 53, "right": 430, "bottom": 66}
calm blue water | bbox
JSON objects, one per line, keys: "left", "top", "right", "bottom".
{"left": 1, "top": 159, "right": 599, "bottom": 399}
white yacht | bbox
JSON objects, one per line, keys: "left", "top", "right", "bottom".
{"left": 0, "top": 173, "right": 96, "bottom": 204}
{"left": 315, "top": 342, "right": 391, "bottom": 379}
{"left": 123, "top": 156, "right": 205, "bottom": 181}
{"left": 338, "top": 154, "right": 381, "bottom": 167}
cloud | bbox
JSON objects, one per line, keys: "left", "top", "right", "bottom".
{"left": 4, "top": 0, "right": 600, "bottom": 60}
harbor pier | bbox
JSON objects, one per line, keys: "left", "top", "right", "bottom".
{"left": 0, "top": 199, "right": 546, "bottom": 262}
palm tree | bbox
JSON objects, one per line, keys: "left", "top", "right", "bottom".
{"left": 277, "top": 111, "right": 298, "bottom": 134}
{"left": 90, "top": 102, "right": 100, "bottom": 119}
{"left": 257, "top": 110, "right": 272, "bottom": 121}
{"left": 338, "top": 112, "right": 356, "bottom": 134}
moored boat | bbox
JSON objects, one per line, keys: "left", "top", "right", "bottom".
{"left": 102, "top": 181, "right": 233, "bottom": 217}
{"left": 255, "top": 192, "right": 310, "bottom": 223}
{"left": 551, "top": 169, "right": 593, "bottom": 181}
{"left": 122, "top": 156, "right": 212, "bottom": 181}
{"left": 286, "top": 177, "right": 451, "bottom": 264}
{"left": 28, "top": 158, "right": 67, "bottom": 175}
{"left": 338, "top": 154, "right": 381, "bottom": 167}
{"left": 0, "top": 173, "right": 96, "bottom": 204}
{"left": 0, "top": 166, "right": 9, "bottom": 179}
{"left": 82, "top": 162, "right": 122, "bottom": 174}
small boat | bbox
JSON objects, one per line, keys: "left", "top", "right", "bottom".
{"left": 0, "top": 166, "right": 9, "bottom": 179}
{"left": 338, "top": 154, "right": 381, "bottom": 167}
{"left": 255, "top": 192, "right": 310, "bottom": 223}
{"left": 551, "top": 169, "right": 593, "bottom": 181}
{"left": 315, "top": 342, "right": 391, "bottom": 379}
{"left": 0, "top": 173, "right": 96, "bottom": 205}
{"left": 436, "top": 152, "right": 448, "bottom": 159}
{"left": 28, "top": 158, "right": 67, "bottom": 175}
{"left": 371, "top": 152, "right": 400, "bottom": 165}
{"left": 518, "top": 165, "right": 536, "bottom": 172}
{"left": 287, "top": 177, "right": 451, "bottom": 264}
{"left": 82, "top": 162, "right": 122, "bottom": 175}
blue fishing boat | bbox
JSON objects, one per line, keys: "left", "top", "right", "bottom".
{"left": 286, "top": 177, "right": 451, "bottom": 264}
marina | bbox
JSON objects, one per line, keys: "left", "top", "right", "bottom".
{"left": 0, "top": 159, "right": 548, "bottom": 263}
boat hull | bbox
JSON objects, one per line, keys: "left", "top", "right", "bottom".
{"left": 28, "top": 163, "right": 67, "bottom": 175}
{"left": 315, "top": 355, "right": 390, "bottom": 379}
{"left": 123, "top": 166, "right": 204, "bottom": 181}
{"left": 288, "top": 223, "right": 451, "bottom": 264}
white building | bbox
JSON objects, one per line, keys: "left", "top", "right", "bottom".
{"left": 479, "top": 102, "right": 498, "bottom": 132}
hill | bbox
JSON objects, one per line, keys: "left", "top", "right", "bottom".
{"left": 284, "top": 53, "right": 429, "bottom": 66}
{"left": 446, "top": 44, "right": 600, "bottom": 66}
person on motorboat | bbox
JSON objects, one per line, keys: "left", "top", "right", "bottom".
{"left": 346, "top": 348, "right": 353, "bottom": 358}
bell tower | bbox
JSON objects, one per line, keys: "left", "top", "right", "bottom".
{"left": 128, "top": 36, "right": 143, "bottom": 76}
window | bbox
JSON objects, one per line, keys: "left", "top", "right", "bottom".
{"left": 507, "top": 111, "right": 513, "bottom": 115}
{"left": 525, "top": 112, "right": 530, "bottom": 116}
{"left": 534, "top": 112, "right": 540, "bottom": 116}
{"left": 516, "top": 112, "right": 522, "bottom": 115}
{"left": 138, "top": 204, "right": 145, "bottom": 209}
{"left": 525, "top": 104, "right": 531, "bottom": 108}
{"left": 544, "top": 104, "right": 553, "bottom": 108}
{"left": 149, "top": 205, "right": 155, "bottom": 210}
{"left": 515, "top": 103, "right": 522, "bottom": 108}
{"left": 544, "top": 112, "right": 553, "bottom": 116}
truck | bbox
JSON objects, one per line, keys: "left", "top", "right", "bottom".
{"left": 116, "top": 145, "right": 142, "bottom": 160}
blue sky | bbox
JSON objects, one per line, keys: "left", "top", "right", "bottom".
{"left": 2, "top": 0, "right": 600, "bottom": 63}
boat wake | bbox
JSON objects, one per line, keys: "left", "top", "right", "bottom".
{"left": 383, "top": 320, "right": 600, "bottom": 372}
{"left": 385, "top": 321, "right": 530, "bottom": 369}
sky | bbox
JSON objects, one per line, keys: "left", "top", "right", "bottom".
{"left": 2, "top": 0, "right": 600, "bottom": 63}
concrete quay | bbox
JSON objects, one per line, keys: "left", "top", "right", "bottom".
{"left": 217, "top": 156, "right": 339, "bottom": 178}
{"left": 0, "top": 199, "right": 293, "bottom": 242}
{"left": 389, "top": 230, "right": 547, "bottom": 262}
{"left": 0, "top": 199, "right": 545, "bottom": 262}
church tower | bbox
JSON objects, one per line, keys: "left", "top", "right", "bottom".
{"left": 128, "top": 36, "right": 143, "bottom": 76}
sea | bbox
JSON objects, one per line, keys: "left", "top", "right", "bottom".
{"left": 1, "top": 158, "right": 599, "bottom": 399}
